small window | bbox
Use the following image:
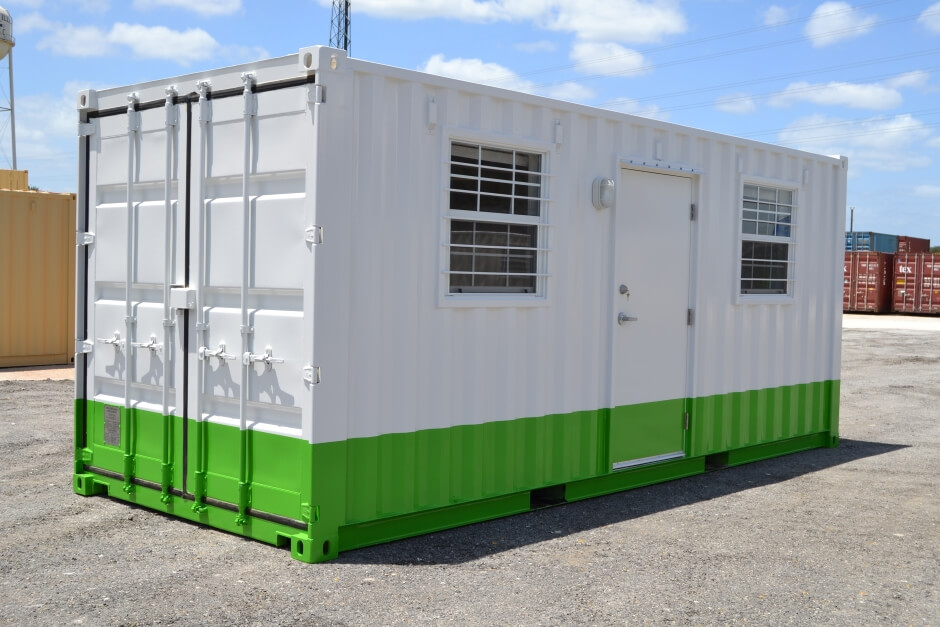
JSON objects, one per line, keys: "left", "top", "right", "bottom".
{"left": 740, "top": 184, "right": 795, "bottom": 296}
{"left": 446, "top": 142, "right": 547, "bottom": 295}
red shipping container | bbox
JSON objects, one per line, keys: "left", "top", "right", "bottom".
{"left": 844, "top": 252, "right": 894, "bottom": 313}
{"left": 893, "top": 253, "right": 940, "bottom": 314}
{"left": 897, "top": 236, "right": 931, "bottom": 254}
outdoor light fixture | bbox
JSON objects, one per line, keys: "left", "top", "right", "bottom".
{"left": 592, "top": 176, "right": 615, "bottom": 210}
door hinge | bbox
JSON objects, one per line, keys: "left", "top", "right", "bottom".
{"left": 307, "top": 84, "right": 324, "bottom": 105}
{"left": 305, "top": 225, "right": 323, "bottom": 245}
{"left": 683, "top": 412, "right": 690, "bottom": 431}
{"left": 690, "top": 203, "right": 696, "bottom": 221}
{"left": 78, "top": 122, "right": 96, "bottom": 137}
{"left": 77, "top": 231, "right": 95, "bottom": 246}
{"left": 76, "top": 339, "right": 94, "bottom": 354}
{"left": 687, "top": 309, "right": 694, "bottom": 325}
{"left": 303, "top": 365, "right": 321, "bottom": 385}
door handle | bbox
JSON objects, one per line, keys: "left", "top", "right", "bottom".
{"left": 618, "top": 313, "right": 638, "bottom": 325}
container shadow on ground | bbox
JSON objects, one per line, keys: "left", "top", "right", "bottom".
{"left": 336, "top": 438, "right": 907, "bottom": 566}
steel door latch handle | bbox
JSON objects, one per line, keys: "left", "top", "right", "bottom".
{"left": 198, "top": 342, "right": 236, "bottom": 363}
{"left": 131, "top": 334, "right": 163, "bottom": 354}
{"left": 618, "top": 313, "right": 638, "bottom": 325}
{"left": 96, "top": 331, "right": 125, "bottom": 350}
{"left": 243, "top": 346, "right": 285, "bottom": 369}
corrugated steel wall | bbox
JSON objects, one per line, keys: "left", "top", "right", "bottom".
{"left": 0, "top": 189, "right": 77, "bottom": 367}
{"left": 311, "top": 60, "right": 845, "bottom": 446}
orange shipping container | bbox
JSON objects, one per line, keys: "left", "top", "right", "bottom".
{"left": 893, "top": 253, "right": 940, "bottom": 315}
{"left": 0, "top": 187, "right": 77, "bottom": 367}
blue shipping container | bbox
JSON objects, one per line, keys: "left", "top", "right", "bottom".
{"left": 845, "top": 231, "right": 898, "bottom": 253}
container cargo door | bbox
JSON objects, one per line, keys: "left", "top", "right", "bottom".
{"left": 79, "top": 91, "right": 187, "bottom": 496}
{"left": 186, "top": 78, "right": 313, "bottom": 525}
{"left": 608, "top": 169, "right": 692, "bottom": 470}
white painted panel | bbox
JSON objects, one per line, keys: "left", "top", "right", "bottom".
{"left": 93, "top": 300, "right": 128, "bottom": 384}
{"left": 94, "top": 203, "right": 126, "bottom": 283}
{"left": 201, "top": 307, "right": 243, "bottom": 403}
{"left": 253, "top": 192, "right": 305, "bottom": 290}
{"left": 205, "top": 197, "right": 242, "bottom": 288}
{"left": 245, "top": 310, "right": 303, "bottom": 407}
{"left": 134, "top": 200, "right": 173, "bottom": 286}
{"left": 131, "top": 301, "right": 172, "bottom": 389}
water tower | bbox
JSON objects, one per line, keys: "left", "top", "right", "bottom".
{"left": 0, "top": 6, "right": 15, "bottom": 170}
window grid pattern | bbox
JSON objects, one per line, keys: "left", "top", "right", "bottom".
{"left": 447, "top": 142, "right": 546, "bottom": 295}
{"left": 740, "top": 184, "right": 795, "bottom": 296}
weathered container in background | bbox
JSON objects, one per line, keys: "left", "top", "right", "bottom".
{"left": 0, "top": 184, "right": 77, "bottom": 367}
{"left": 0, "top": 169, "right": 29, "bottom": 191}
{"left": 845, "top": 231, "right": 899, "bottom": 253}
{"left": 893, "top": 253, "right": 940, "bottom": 314}
{"left": 73, "top": 47, "right": 845, "bottom": 562}
{"left": 896, "top": 235, "right": 930, "bottom": 254}
{"left": 843, "top": 252, "right": 894, "bottom": 313}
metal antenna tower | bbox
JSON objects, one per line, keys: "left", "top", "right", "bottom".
{"left": 329, "top": 0, "right": 351, "bottom": 55}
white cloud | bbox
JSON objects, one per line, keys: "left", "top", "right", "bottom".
{"left": 108, "top": 23, "right": 217, "bottom": 62}
{"left": 132, "top": 0, "right": 242, "bottom": 17}
{"left": 420, "top": 54, "right": 593, "bottom": 103}
{"left": 928, "top": 136, "right": 940, "bottom": 148}
{"left": 14, "top": 11, "right": 54, "bottom": 33}
{"left": 33, "top": 20, "right": 220, "bottom": 65}
{"left": 602, "top": 97, "right": 669, "bottom": 121}
{"left": 570, "top": 41, "right": 648, "bottom": 77}
{"left": 325, "top": 0, "right": 687, "bottom": 44}
{"left": 804, "top": 1, "right": 875, "bottom": 48}
{"left": 769, "top": 72, "right": 927, "bottom": 110}
{"left": 763, "top": 5, "right": 789, "bottom": 27}
{"left": 884, "top": 70, "right": 930, "bottom": 89}
{"left": 778, "top": 114, "right": 933, "bottom": 172}
{"left": 515, "top": 40, "right": 556, "bottom": 53}
{"left": 716, "top": 94, "right": 756, "bottom": 114}
{"left": 914, "top": 184, "right": 940, "bottom": 197}
{"left": 919, "top": 2, "right": 940, "bottom": 34}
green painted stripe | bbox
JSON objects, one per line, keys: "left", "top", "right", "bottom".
{"left": 75, "top": 379, "right": 839, "bottom": 560}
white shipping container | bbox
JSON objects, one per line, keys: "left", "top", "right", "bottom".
{"left": 73, "top": 47, "right": 845, "bottom": 562}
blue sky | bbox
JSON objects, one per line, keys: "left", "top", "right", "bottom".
{"left": 2, "top": 0, "right": 939, "bottom": 243}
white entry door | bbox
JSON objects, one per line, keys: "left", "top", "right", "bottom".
{"left": 608, "top": 168, "right": 693, "bottom": 469}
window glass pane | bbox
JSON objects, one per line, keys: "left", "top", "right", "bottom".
{"left": 451, "top": 176, "right": 477, "bottom": 192}
{"left": 480, "top": 179, "right": 512, "bottom": 196}
{"left": 778, "top": 189, "right": 793, "bottom": 204}
{"left": 451, "top": 143, "right": 478, "bottom": 164}
{"left": 450, "top": 191, "right": 477, "bottom": 212}
{"left": 758, "top": 222, "right": 774, "bottom": 236}
{"left": 743, "top": 210, "right": 757, "bottom": 220}
{"left": 758, "top": 186, "right": 777, "bottom": 202}
{"left": 742, "top": 221, "right": 757, "bottom": 234}
{"left": 481, "top": 147, "right": 513, "bottom": 168}
{"left": 743, "top": 200, "right": 758, "bottom": 210}
{"left": 743, "top": 185, "right": 759, "bottom": 200}
{"left": 479, "top": 194, "right": 511, "bottom": 213}
{"left": 775, "top": 225, "right": 791, "bottom": 237}
{"left": 516, "top": 152, "right": 541, "bottom": 172}
{"left": 514, "top": 198, "right": 540, "bottom": 216}
{"left": 451, "top": 163, "right": 478, "bottom": 178}
{"left": 482, "top": 167, "right": 513, "bottom": 182}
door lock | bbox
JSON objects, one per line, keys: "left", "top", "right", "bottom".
{"left": 618, "top": 313, "right": 638, "bottom": 325}
{"left": 619, "top": 284, "right": 630, "bottom": 297}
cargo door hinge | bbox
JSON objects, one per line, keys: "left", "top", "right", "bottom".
{"left": 76, "top": 339, "right": 94, "bottom": 354}
{"left": 690, "top": 203, "right": 696, "bottom": 221}
{"left": 307, "top": 84, "right": 324, "bottom": 105}
{"left": 684, "top": 412, "right": 690, "bottom": 431}
{"left": 687, "top": 309, "right": 694, "bottom": 326}
{"left": 303, "top": 365, "right": 321, "bottom": 385}
{"left": 78, "top": 122, "right": 96, "bottom": 137}
{"left": 305, "top": 225, "right": 323, "bottom": 245}
{"left": 77, "top": 231, "right": 95, "bottom": 246}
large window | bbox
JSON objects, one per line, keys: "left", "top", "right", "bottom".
{"left": 446, "top": 142, "right": 546, "bottom": 295}
{"left": 740, "top": 183, "right": 794, "bottom": 296}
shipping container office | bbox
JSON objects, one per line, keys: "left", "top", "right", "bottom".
{"left": 73, "top": 47, "right": 846, "bottom": 562}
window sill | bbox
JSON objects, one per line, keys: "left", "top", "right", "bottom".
{"left": 735, "top": 294, "right": 795, "bottom": 306}
{"left": 438, "top": 293, "right": 550, "bottom": 309}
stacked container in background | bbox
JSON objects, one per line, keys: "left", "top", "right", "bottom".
{"left": 892, "top": 254, "right": 940, "bottom": 314}
{"left": 845, "top": 231, "right": 899, "bottom": 253}
{"left": 897, "top": 236, "right": 931, "bottom": 254}
{"left": 844, "top": 252, "right": 895, "bottom": 313}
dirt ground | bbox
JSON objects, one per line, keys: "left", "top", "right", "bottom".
{"left": 0, "top": 317, "right": 937, "bottom": 625}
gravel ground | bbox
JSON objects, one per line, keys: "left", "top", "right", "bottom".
{"left": 0, "top": 325, "right": 937, "bottom": 626}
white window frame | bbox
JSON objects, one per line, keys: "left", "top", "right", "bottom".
{"left": 438, "top": 130, "right": 554, "bottom": 308}
{"left": 736, "top": 175, "right": 799, "bottom": 305}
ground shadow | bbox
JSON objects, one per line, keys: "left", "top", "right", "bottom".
{"left": 335, "top": 438, "right": 908, "bottom": 566}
